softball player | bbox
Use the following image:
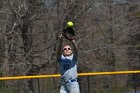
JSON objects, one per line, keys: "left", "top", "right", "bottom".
{"left": 57, "top": 34, "right": 80, "bottom": 93}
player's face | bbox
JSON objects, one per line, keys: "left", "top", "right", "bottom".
{"left": 63, "top": 45, "right": 72, "bottom": 56}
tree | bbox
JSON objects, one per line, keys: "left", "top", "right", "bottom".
{"left": 0, "top": 0, "right": 140, "bottom": 93}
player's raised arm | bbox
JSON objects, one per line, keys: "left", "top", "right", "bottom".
{"left": 57, "top": 34, "right": 63, "bottom": 61}
{"left": 71, "top": 39, "right": 78, "bottom": 59}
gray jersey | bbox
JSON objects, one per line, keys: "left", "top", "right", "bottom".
{"left": 58, "top": 54, "right": 78, "bottom": 82}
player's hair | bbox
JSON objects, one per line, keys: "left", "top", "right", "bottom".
{"left": 63, "top": 44, "right": 71, "bottom": 48}
{"left": 63, "top": 41, "right": 71, "bottom": 47}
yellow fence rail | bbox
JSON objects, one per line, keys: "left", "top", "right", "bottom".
{"left": 0, "top": 70, "right": 140, "bottom": 80}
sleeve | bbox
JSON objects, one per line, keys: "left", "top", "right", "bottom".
{"left": 73, "top": 54, "right": 78, "bottom": 63}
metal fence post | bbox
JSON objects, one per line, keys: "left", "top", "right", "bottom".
{"left": 133, "top": 73, "right": 136, "bottom": 93}
{"left": 87, "top": 76, "right": 90, "bottom": 93}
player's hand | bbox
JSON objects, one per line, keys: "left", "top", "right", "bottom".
{"left": 58, "top": 33, "right": 63, "bottom": 39}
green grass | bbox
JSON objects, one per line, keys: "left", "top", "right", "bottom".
{"left": 0, "top": 87, "right": 16, "bottom": 93}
